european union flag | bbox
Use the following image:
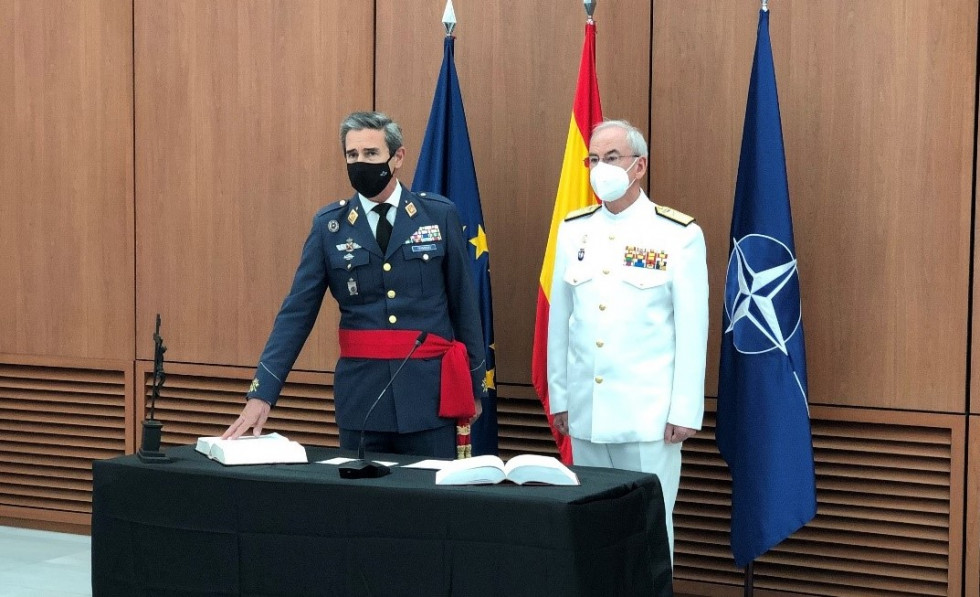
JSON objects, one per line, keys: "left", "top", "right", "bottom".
{"left": 413, "top": 35, "right": 497, "bottom": 455}
{"left": 715, "top": 8, "right": 817, "bottom": 568}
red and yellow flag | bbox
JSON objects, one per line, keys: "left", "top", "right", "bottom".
{"left": 531, "top": 20, "right": 603, "bottom": 464}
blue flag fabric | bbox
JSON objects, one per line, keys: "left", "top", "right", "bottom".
{"left": 715, "top": 9, "right": 817, "bottom": 568}
{"left": 413, "top": 36, "right": 497, "bottom": 455}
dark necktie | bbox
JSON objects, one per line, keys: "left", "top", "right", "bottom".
{"left": 373, "top": 203, "right": 392, "bottom": 253}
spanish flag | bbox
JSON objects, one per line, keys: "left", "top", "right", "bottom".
{"left": 531, "top": 19, "right": 603, "bottom": 464}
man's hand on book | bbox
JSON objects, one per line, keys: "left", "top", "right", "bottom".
{"left": 222, "top": 398, "right": 271, "bottom": 440}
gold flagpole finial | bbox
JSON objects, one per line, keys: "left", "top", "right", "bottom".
{"left": 443, "top": 0, "right": 457, "bottom": 36}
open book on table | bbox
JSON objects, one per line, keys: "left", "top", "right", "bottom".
{"left": 435, "top": 454, "right": 579, "bottom": 486}
{"left": 195, "top": 432, "right": 308, "bottom": 466}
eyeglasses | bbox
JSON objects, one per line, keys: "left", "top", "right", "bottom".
{"left": 582, "top": 154, "right": 641, "bottom": 168}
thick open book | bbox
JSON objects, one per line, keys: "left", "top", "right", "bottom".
{"left": 435, "top": 454, "right": 580, "bottom": 486}
{"left": 195, "top": 432, "right": 308, "bottom": 466}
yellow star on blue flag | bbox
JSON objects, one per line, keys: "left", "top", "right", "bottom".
{"left": 470, "top": 225, "right": 489, "bottom": 260}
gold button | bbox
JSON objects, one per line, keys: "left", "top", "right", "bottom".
{"left": 595, "top": 376, "right": 604, "bottom": 384}
{"left": 599, "top": 304, "right": 606, "bottom": 311}
{"left": 602, "top": 269, "right": 610, "bottom": 275}
{"left": 387, "top": 290, "right": 396, "bottom": 299}
{"left": 596, "top": 340, "right": 604, "bottom": 348}
{"left": 608, "top": 234, "right": 615, "bottom": 240}
{"left": 383, "top": 263, "right": 392, "bottom": 272}
{"left": 388, "top": 315, "right": 397, "bottom": 324}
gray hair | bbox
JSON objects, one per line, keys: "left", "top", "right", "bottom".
{"left": 593, "top": 119, "right": 648, "bottom": 157}
{"left": 339, "top": 111, "right": 403, "bottom": 155}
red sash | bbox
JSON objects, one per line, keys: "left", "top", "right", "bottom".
{"left": 337, "top": 329, "right": 476, "bottom": 419}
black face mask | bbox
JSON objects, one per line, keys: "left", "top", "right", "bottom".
{"left": 347, "top": 157, "right": 393, "bottom": 198}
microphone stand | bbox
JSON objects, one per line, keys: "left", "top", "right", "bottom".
{"left": 138, "top": 314, "right": 172, "bottom": 463}
{"left": 339, "top": 332, "right": 428, "bottom": 479}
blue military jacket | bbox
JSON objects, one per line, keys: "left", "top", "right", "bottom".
{"left": 247, "top": 185, "right": 487, "bottom": 433}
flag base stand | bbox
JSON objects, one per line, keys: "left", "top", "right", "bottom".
{"left": 137, "top": 419, "right": 173, "bottom": 464}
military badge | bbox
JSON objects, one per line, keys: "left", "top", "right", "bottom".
{"left": 578, "top": 248, "right": 585, "bottom": 261}
{"left": 249, "top": 378, "right": 259, "bottom": 393}
{"left": 405, "top": 202, "right": 417, "bottom": 217}
{"left": 624, "top": 246, "right": 668, "bottom": 270}
{"left": 327, "top": 220, "right": 339, "bottom": 232}
{"left": 410, "top": 225, "right": 442, "bottom": 243}
{"left": 336, "top": 240, "right": 361, "bottom": 252}
{"left": 348, "top": 210, "right": 359, "bottom": 226}
{"left": 347, "top": 277, "right": 358, "bottom": 296}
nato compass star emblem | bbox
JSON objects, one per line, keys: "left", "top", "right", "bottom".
{"left": 723, "top": 233, "right": 801, "bottom": 355}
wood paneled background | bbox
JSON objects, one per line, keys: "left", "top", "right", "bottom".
{"left": 2, "top": 1, "right": 979, "bottom": 595}
{"left": 0, "top": 0, "right": 134, "bottom": 360}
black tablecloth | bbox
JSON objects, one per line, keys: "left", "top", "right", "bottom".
{"left": 92, "top": 445, "right": 672, "bottom": 597}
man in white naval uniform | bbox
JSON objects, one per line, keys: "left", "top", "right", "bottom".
{"left": 547, "top": 119, "right": 708, "bottom": 560}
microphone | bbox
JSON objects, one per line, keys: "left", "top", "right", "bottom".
{"left": 339, "top": 331, "right": 428, "bottom": 479}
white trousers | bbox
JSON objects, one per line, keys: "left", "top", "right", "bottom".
{"left": 570, "top": 437, "right": 682, "bottom": 563}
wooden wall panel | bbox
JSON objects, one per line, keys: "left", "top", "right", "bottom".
{"left": 375, "top": 0, "right": 651, "bottom": 385}
{"left": 134, "top": 361, "right": 336, "bottom": 450}
{"left": 968, "top": 416, "right": 980, "bottom": 597}
{"left": 650, "top": 2, "right": 754, "bottom": 402}
{"left": 134, "top": 0, "right": 375, "bottom": 369}
{"left": 675, "top": 403, "right": 965, "bottom": 597}
{"left": 974, "top": 58, "right": 980, "bottom": 416}
{"left": 653, "top": 1, "right": 977, "bottom": 413}
{"left": 0, "top": 353, "right": 132, "bottom": 531}
{"left": 0, "top": 0, "right": 134, "bottom": 360}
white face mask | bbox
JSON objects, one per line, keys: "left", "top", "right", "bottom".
{"left": 589, "top": 158, "right": 638, "bottom": 203}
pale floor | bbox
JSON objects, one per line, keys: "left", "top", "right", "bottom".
{"left": 0, "top": 526, "right": 91, "bottom": 597}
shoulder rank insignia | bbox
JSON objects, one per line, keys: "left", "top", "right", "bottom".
{"left": 564, "top": 204, "right": 601, "bottom": 221}
{"left": 655, "top": 205, "right": 696, "bottom": 226}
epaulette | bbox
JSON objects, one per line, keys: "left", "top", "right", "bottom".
{"left": 655, "top": 205, "right": 696, "bottom": 226}
{"left": 415, "top": 191, "right": 452, "bottom": 206}
{"left": 564, "top": 204, "right": 601, "bottom": 221}
{"left": 316, "top": 198, "right": 351, "bottom": 217}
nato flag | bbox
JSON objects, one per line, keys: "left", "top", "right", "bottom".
{"left": 413, "top": 36, "right": 498, "bottom": 455}
{"left": 715, "top": 9, "right": 817, "bottom": 568}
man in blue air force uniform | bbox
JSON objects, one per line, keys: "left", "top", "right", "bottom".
{"left": 223, "top": 111, "right": 487, "bottom": 458}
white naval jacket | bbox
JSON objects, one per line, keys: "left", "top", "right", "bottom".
{"left": 547, "top": 194, "right": 709, "bottom": 443}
